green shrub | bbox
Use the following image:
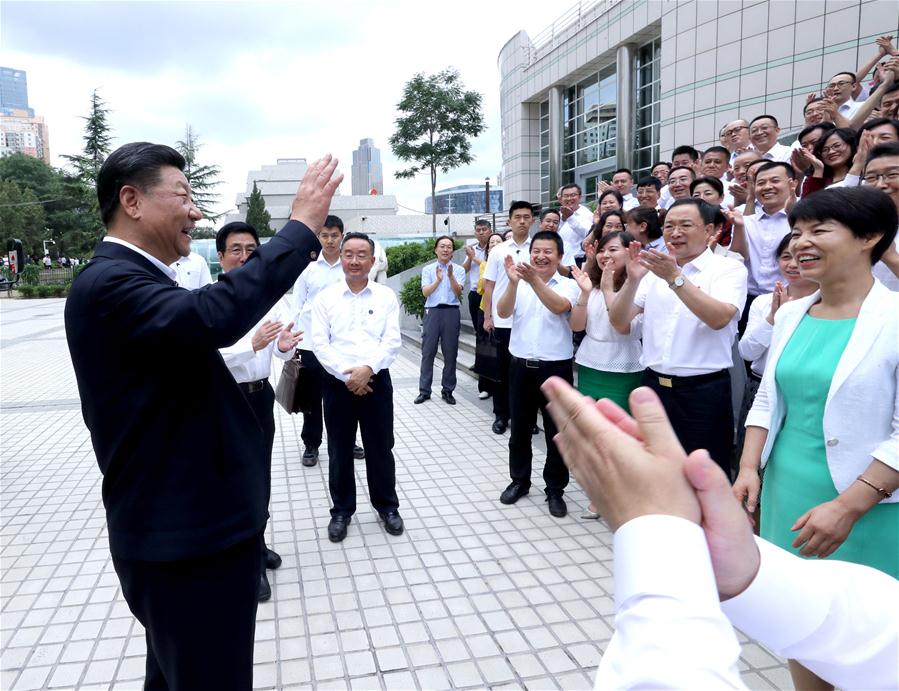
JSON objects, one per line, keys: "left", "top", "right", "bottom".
{"left": 21, "top": 264, "right": 40, "bottom": 286}
{"left": 0, "top": 266, "right": 11, "bottom": 281}
{"left": 17, "top": 283, "right": 67, "bottom": 298}
{"left": 398, "top": 275, "right": 425, "bottom": 319}
{"left": 16, "top": 285, "right": 35, "bottom": 297}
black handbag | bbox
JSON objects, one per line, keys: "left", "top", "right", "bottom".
{"left": 275, "top": 354, "right": 315, "bottom": 414}
{"left": 473, "top": 332, "right": 502, "bottom": 382}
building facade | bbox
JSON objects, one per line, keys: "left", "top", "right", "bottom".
{"left": 351, "top": 138, "right": 384, "bottom": 195}
{"left": 424, "top": 183, "right": 504, "bottom": 215}
{"left": 0, "top": 67, "right": 33, "bottom": 116}
{"left": 499, "top": 0, "right": 899, "bottom": 206}
{"left": 0, "top": 66, "right": 50, "bottom": 163}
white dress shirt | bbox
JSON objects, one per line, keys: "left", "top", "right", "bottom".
{"left": 597, "top": 514, "right": 899, "bottom": 691}
{"left": 872, "top": 235, "right": 899, "bottom": 291}
{"left": 483, "top": 236, "right": 532, "bottom": 328}
{"left": 292, "top": 254, "right": 345, "bottom": 352}
{"left": 465, "top": 242, "right": 487, "bottom": 291}
{"left": 825, "top": 173, "right": 861, "bottom": 189}
{"left": 741, "top": 208, "right": 790, "bottom": 295}
{"left": 309, "top": 279, "right": 401, "bottom": 382}
{"left": 171, "top": 252, "right": 212, "bottom": 289}
{"left": 508, "top": 274, "right": 580, "bottom": 360}
{"left": 369, "top": 240, "right": 388, "bottom": 284}
{"left": 622, "top": 193, "right": 639, "bottom": 211}
{"left": 738, "top": 291, "right": 774, "bottom": 377}
{"left": 759, "top": 142, "right": 793, "bottom": 163}
{"left": 220, "top": 297, "right": 294, "bottom": 384}
{"left": 837, "top": 98, "right": 862, "bottom": 119}
{"left": 575, "top": 289, "right": 643, "bottom": 373}
{"left": 634, "top": 249, "right": 747, "bottom": 376}
{"left": 659, "top": 184, "right": 672, "bottom": 209}
{"left": 421, "top": 261, "right": 464, "bottom": 308}
{"left": 558, "top": 204, "right": 594, "bottom": 261}
{"left": 103, "top": 236, "right": 176, "bottom": 281}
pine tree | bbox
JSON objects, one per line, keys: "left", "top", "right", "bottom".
{"left": 175, "top": 124, "right": 222, "bottom": 220}
{"left": 245, "top": 182, "right": 273, "bottom": 236}
{"left": 62, "top": 89, "right": 113, "bottom": 186}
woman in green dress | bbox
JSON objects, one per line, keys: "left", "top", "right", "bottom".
{"left": 733, "top": 186, "right": 899, "bottom": 691}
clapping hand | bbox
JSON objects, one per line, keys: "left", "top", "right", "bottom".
{"left": 766, "top": 282, "right": 791, "bottom": 324}
{"left": 277, "top": 322, "right": 303, "bottom": 353}
{"left": 252, "top": 320, "right": 283, "bottom": 352}
{"left": 639, "top": 247, "right": 679, "bottom": 283}
{"left": 624, "top": 241, "right": 649, "bottom": 281}
{"left": 503, "top": 254, "right": 519, "bottom": 283}
{"left": 570, "top": 265, "right": 593, "bottom": 293}
{"left": 464, "top": 245, "right": 475, "bottom": 260}
{"left": 435, "top": 265, "right": 444, "bottom": 282}
{"left": 515, "top": 262, "right": 539, "bottom": 285}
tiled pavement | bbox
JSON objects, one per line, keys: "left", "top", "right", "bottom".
{"left": 1, "top": 298, "right": 793, "bottom": 690}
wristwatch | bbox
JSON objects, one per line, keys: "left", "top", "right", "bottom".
{"left": 669, "top": 274, "right": 685, "bottom": 290}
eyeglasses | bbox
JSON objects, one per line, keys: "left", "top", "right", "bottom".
{"left": 820, "top": 141, "right": 847, "bottom": 155}
{"left": 226, "top": 245, "right": 257, "bottom": 257}
{"left": 723, "top": 126, "right": 748, "bottom": 137}
{"left": 827, "top": 79, "right": 853, "bottom": 89}
{"left": 862, "top": 171, "right": 899, "bottom": 184}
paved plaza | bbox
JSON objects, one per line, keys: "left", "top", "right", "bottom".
{"left": 1, "top": 298, "right": 792, "bottom": 690}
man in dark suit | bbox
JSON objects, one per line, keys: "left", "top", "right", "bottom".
{"left": 65, "top": 142, "right": 341, "bottom": 690}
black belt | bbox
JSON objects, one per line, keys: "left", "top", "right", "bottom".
{"left": 238, "top": 379, "right": 266, "bottom": 393}
{"left": 646, "top": 368, "right": 728, "bottom": 388}
{"left": 431, "top": 304, "right": 459, "bottom": 309}
{"left": 513, "top": 356, "right": 572, "bottom": 369}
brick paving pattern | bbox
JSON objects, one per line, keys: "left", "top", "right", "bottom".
{"left": 1, "top": 298, "right": 792, "bottom": 689}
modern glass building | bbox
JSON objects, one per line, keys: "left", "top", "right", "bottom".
{"left": 0, "top": 67, "right": 33, "bottom": 116}
{"left": 424, "top": 184, "right": 504, "bottom": 215}
{"left": 500, "top": 0, "right": 898, "bottom": 206}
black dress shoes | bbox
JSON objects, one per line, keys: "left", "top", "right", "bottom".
{"left": 500, "top": 481, "right": 530, "bottom": 504}
{"left": 257, "top": 571, "right": 272, "bottom": 602}
{"left": 353, "top": 445, "right": 365, "bottom": 459}
{"left": 414, "top": 393, "right": 431, "bottom": 404}
{"left": 441, "top": 391, "right": 456, "bottom": 405}
{"left": 547, "top": 494, "right": 567, "bottom": 517}
{"left": 381, "top": 511, "right": 404, "bottom": 536}
{"left": 492, "top": 417, "right": 508, "bottom": 434}
{"left": 264, "top": 548, "right": 282, "bottom": 570}
{"left": 328, "top": 515, "right": 351, "bottom": 543}
{"left": 302, "top": 446, "right": 318, "bottom": 467}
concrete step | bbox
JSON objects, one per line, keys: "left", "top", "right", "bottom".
{"left": 401, "top": 327, "right": 479, "bottom": 380}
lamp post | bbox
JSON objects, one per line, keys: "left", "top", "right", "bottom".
{"left": 485, "top": 177, "right": 491, "bottom": 214}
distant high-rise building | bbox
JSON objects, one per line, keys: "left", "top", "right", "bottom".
{"left": 0, "top": 67, "right": 33, "bottom": 116}
{"left": 351, "top": 138, "right": 384, "bottom": 195}
{"left": 0, "top": 66, "right": 50, "bottom": 163}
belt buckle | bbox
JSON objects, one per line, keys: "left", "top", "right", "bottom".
{"left": 658, "top": 376, "right": 673, "bottom": 388}
{"left": 526, "top": 359, "right": 539, "bottom": 369}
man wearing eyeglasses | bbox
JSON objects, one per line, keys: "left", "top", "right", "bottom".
{"left": 747, "top": 115, "right": 792, "bottom": 164}
{"left": 864, "top": 142, "right": 899, "bottom": 291}
{"left": 722, "top": 119, "right": 753, "bottom": 165}
{"left": 216, "top": 221, "right": 302, "bottom": 602}
{"left": 826, "top": 72, "right": 863, "bottom": 119}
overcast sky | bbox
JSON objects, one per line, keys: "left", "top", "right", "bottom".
{"left": 2, "top": 0, "right": 565, "bottom": 223}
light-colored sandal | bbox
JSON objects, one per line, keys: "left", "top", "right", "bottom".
{"left": 580, "top": 510, "right": 601, "bottom": 520}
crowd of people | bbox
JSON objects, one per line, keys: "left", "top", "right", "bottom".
{"left": 60, "top": 35, "right": 899, "bottom": 691}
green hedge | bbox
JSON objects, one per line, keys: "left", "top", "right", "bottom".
{"left": 386, "top": 238, "right": 463, "bottom": 277}
{"left": 398, "top": 275, "right": 425, "bottom": 319}
{"left": 16, "top": 283, "right": 68, "bottom": 298}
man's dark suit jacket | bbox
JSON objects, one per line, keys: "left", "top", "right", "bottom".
{"left": 65, "top": 221, "right": 321, "bottom": 562}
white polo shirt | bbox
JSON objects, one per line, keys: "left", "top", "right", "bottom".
{"left": 622, "top": 193, "right": 640, "bottom": 211}
{"left": 508, "top": 274, "right": 580, "bottom": 361}
{"left": 634, "top": 249, "right": 747, "bottom": 376}
{"left": 483, "top": 236, "right": 532, "bottom": 328}
{"left": 558, "top": 204, "right": 594, "bottom": 261}
{"left": 741, "top": 208, "right": 790, "bottom": 295}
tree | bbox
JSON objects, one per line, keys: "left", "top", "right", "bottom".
{"left": 0, "top": 179, "right": 47, "bottom": 257}
{"left": 62, "top": 89, "right": 113, "bottom": 186}
{"left": 389, "top": 68, "right": 486, "bottom": 235}
{"left": 0, "top": 153, "right": 104, "bottom": 258}
{"left": 245, "top": 182, "right": 273, "bottom": 236}
{"left": 175, "top": 124, "right": 223, "bottom": 220}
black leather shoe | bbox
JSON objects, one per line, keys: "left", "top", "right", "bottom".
{"left": 492, "top": 417, "right": 508, "bottom": 434}
{"left": 353, "top": 445, "right": 365, "bottom": 460}
{"left": 302, "top": 446, "right": 319, "bottom": 467}
{"left": 500, "top": 481, "right": 530, "bottom": 504}
{"left": 547, "top": 494, "right": 567, "bottom": 518}
{"left": 381, "top": 511, "right": 404, "bottom": 536}
{"left": 328, "top": 515, "right": 351, "bottom": 543}
{"left": 414, "top": 393, "right": 431, "bottom": 404}
{"left": 441, "top": 391, "right": 456, "bottom": 405}
{"left": 257, "top": 571, "right": 271, "bottom": 602}
{"left": 264, "top": 548, "right": 282, "bottom": 570}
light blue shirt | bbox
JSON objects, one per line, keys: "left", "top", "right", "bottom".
{"left": 421, "top": 261, "right": 463, "bottom": 308}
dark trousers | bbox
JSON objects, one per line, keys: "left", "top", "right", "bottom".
{"left": 492, "top": 327, "right": 512, "bottom": 421}
{"left": 299, "top": 349, "right": 325, "bottom": 449}
{"left": 113, "top": 534, "right": 262, "bottom": 691}
{"left": 240, "top": 381, "right": 275, "bottom": 563}
{"left": 642, "top": 369, "right": 734, "bottom": 477}
{"left": 737, "top": 292, "right": 759, "bottom": 338}
{"left": 323, "top": 370, "right": 399, "bottom": 517}
{"left": 419, "top": 306, "right": 461, "bottom": 395}
{"left": 468, "top": 290, "right": 490, "bottom": 393}
{"left": 508, "top": 357, "right": 573, "bottom": 495}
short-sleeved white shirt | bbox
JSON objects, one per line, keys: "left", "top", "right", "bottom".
{"left": 483, "top": 236, "right": 532, "bottom": 328}
{"left": 508, "top": 274, "right": 580, "bottom": 360}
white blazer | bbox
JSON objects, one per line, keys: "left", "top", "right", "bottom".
{"left": 746, "top": 279, "right": 899, "bottom": 502}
